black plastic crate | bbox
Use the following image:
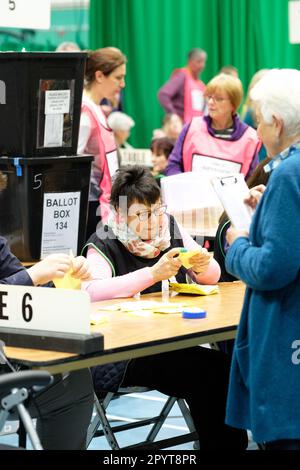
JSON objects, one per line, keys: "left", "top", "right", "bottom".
{"left": 0, "top": 52, "right": 86, "bottom": 157}
{"left": 0, "top": 155, "right": 93, "bottom": 261}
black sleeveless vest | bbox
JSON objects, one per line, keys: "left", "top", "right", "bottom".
{"left": 83, "top": 215, "right": 187, "bottom": 294}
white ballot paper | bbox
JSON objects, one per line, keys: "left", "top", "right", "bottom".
{"left": 211, "top": 174, "right": 254, "bottom": 231}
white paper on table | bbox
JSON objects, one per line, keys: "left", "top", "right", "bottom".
{"left": 211, "top": 174, "right": 254, "bottom": 231}
{"left": 97, "top": 300, "right": 188, "bottom": 314}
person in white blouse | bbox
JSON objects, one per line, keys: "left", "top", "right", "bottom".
{"left": 78, "top": 47, "right": 127, "bottom": 239}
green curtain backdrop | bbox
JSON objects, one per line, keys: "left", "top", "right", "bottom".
{"left": 89, "top": 0, "right": 300, "bottom": 147}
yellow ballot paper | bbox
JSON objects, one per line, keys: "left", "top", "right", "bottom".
{"left": 97, "top": 301, "right": 160, "bottom": 313}
{"left": 53, "top": 251, "right": 81, "bottom": 290}
{"left": 169, "top": 282, "right": 219, "bottom": 295}
{"left": 177, "top": 249, "right": 202, "bottom": 269}
{"left": 152, "top": 304, "right": 187, "bottom": 314}
{"left": 118, "top": 301, "right": 189, "bottom": 313}
{"left": 90, "top": 313, "right": 109, "bottom": 326}
{"left": 118, "top": 301, "right": 161, "bottom": 311}
{"left": 53, "top": 272, "right": 81, "bottom": 290}
{"left": 97, "top": 301, "right": 190, "bottom": 316}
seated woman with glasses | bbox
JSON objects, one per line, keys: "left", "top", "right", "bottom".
{"left": 81, "top": 165, "right": 247, "bottom": 450}
{"left": 82, "top": 165, "right": 220, "bottom": 300}
{"left": 166, "top": 73, "right": 261, "bottom": 179}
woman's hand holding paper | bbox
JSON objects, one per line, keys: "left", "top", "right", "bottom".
{"left": 189, "top": 249, "right": 211, "bottom": 274}
{"left": 226, "top": 226, "right": 249, "bottom": 246}
{"left": 244, "top": 184, "right": 266, "bottom": 209}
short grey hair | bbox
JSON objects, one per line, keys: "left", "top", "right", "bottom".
{"left": 56, "top": 42, "right": 81, "bottom": 52}
{"left": 107, "top": 112, "right": 135, "bottom": 131}
{"left": 187, "top": 48, "right": 207, "bottom": 61}
{"left": 250, "top": 68, "right": 300, "bottom": 137}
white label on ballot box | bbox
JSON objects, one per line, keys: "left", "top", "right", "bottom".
{"left": 41, "top": 191, "right": 81, "bottom": 258}
{"left": 0, "top": 285, "right": 90, "bottom": 335}
{"left": 192, "top": 154, "right": 241, "bottom": 176}
{"left": 44, "top": 114, "right": 64, "bottom": 148}
{"left": 0, "top": 0, "right": 51, "bottom": 30}
{"left": 45, "top": 90, "right": 71, "bottom": 115}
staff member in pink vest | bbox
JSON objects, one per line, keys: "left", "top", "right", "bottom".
{"left": 78, "top": 48, "right": 126, "bottom": 239}
{"left": 158, "top": 48, "right": 207, "bottom": 124}
{"left": 166, "top": 74, "right": 261, "bottom": 178}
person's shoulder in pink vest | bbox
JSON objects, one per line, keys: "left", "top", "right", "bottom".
{"left": 158, "top": 48, "right": 207, "bottom": 120}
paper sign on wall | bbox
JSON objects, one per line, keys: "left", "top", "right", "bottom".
{"left": 0, "top": 0, "right": 51, "bottom": 30}
{"left": 289, "top": 1, "right": 300, "bottom": 43}
{"left": 41, "top": 191, "right": 81, "bottom": 258}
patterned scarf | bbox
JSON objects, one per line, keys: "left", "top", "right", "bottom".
{"left": 107, "top": 209, "right": 171, "bottom": 259}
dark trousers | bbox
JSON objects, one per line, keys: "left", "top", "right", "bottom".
{"left": 121, "top": 346, "right": 248, "bottom": 450}
{"left": 30, "top": 369, "right": 94, "bottom": 450}
{"left": 265, "top": 440, "right": 300, "bottom": 450}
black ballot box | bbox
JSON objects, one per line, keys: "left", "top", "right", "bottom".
{"left": 0, "top": 52, "right": 86, "bottom": 157}
{"left": 0, "top": 155, "right": 93, "bottom": 261}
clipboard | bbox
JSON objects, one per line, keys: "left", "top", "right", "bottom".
{"left": 211, "top": 174, "right": 254, "bottom": 231}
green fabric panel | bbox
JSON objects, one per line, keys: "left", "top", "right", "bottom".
{"left": 0, "top": 8, "right": 89, "bottom": 51}
{"left": 89, "top": 0, "right": 300, "bottom": 147}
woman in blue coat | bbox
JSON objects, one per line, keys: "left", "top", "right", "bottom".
{"left": 225, "top": 69, "right": 300, "bottom": 450}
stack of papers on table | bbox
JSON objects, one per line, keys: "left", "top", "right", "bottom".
{"left": 96, "top": 301, "right": 191, "bottom": 315}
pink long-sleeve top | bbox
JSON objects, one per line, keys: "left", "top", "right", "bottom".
{"left": 82, "top": 223, "right": 221, "bottom": 302}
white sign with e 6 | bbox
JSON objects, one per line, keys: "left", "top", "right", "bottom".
{"left": 0, "top": 284, "right": 91, "bottom": 335}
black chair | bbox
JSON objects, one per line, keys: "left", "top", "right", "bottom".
{"left": 0, "top": 370, "right": 53, "bottom": 450}
{"left": 87, "top": 387, "right": 199, "bottom": 450}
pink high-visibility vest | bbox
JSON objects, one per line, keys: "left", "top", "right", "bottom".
{"left": 182, "top": 116, "right": 260, "bottom": 177}
{"left": 179, "top": 68, "right": 206, "bottom": 123}
{"left": 81, "top": 97, "right": 118, "bottom": 222}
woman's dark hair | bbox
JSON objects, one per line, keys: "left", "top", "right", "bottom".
{"left": 110, "top": 166, "right": 161, "bottom": 209}
{"left": 150, "top": 137, "right": 174, "bottom": 159}
{"left": 85, "top": 47, "right": 127, "bottom": 86}
{"left": 245, "top": 156, "right": 271, "bottom": 188}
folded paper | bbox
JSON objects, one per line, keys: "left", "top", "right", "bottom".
{"left": 169, "top": 283, "right": 219, "bottom": 295}
{"left": 53, "top": 270, "right": 81, "bottom": 290}
{"left": 177, "top": 250, "right": 202, "bottom": 269}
